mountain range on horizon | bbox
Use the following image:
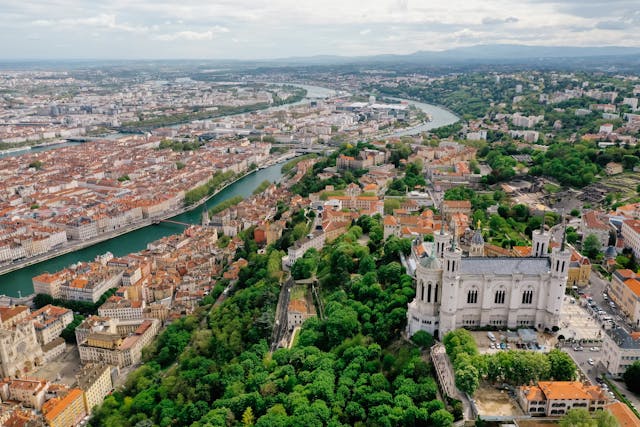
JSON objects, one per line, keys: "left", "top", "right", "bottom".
{"left": 2, "top": 44, "right": 640, "bottom": 68}
{"left": 270, "top": 44, "right": 640, "bottom": 65}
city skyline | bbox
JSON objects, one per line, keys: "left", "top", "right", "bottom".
{"left": 1, "top": 0, "right": 639, "bottom": 60}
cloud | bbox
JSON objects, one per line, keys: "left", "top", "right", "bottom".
{"left": 482, "top": 16, "right": 519, "bottom": 25}
{"left": 154, "top": 26, "right": 229, "bottom": 41}
{"left": 32, "top": 14, "right": 150, "bottom": 34}
{"left": 1, "top": 0, "right": 639, "bottom": 59}
{"left": 595, "top": 20, "right": 629, "bottom": 30}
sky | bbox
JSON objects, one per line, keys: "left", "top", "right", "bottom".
{"left": 0, "top": 0, "right": 638, "bottom": 60}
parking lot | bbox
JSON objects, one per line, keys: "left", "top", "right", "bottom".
{"left": 470, "top": 330, "right": 550, "bottom": 355}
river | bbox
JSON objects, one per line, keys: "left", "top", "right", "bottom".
{"left": 0, "top": 163, "right": 284, "bottom": 297}
{"left": 0, "top": 83, "right": 457, "bottom": 297}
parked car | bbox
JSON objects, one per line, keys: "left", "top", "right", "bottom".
{"left": 590, "top": 347, "right": 600, "bottom": 352}
{"left": 574, "top": 346, "right": 584, "bottom": 351}
{"left": 588, "top": 358, "right": 595, "bottom": 365}
{"left": 490, "top": 343, "right": 495, "bottom": 349}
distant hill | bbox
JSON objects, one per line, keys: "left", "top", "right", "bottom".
{"left": 270, "top": 44, "right": 640, "bottom": 65}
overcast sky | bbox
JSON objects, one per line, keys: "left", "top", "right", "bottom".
{"left": 0, "top": 0, "right": 638, "bottom": 59}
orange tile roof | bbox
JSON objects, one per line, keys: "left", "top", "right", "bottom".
{"left": 443, "top": 200, "right": 471, "bottom": 209}
{"left": 607, "top": 402, "right": 640, "bottom": 427}
{"left": 512, "top": 246, "right": 532, "bottom": 257}
{"left": 521, "top": 385, "right": 545, "bottom": 401}
{"left": 44, "top": 388, "right": 84, "bottom": 423}
{"left": 625, "top": 279, "right": 640, "bottom": 298}
{"left": 538, "top": 381, "right": 593, "bottom": 400}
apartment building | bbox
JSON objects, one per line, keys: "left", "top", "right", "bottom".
{"left": 59, "top": 268, "right": 123, "bottom": 303}
{"left": 441, "top": 200, "right": 472, "bottom": 221}
{"left": 622, "top": 219, "right": 640, "bottom": 259}
{"left": 32, "top": 272, "right": 67, "bottom": 298}
{"left": 518, "top": 381, "right": 609, "bottom": 416}
{"left": 0, "top": 378, "right": 49, "bottom": 410}
{"left": 603, "top": 327, "right": 640, "bottom": 377}
{"left": 78, "top": 319, "right": 160, "bottom": 368}
{"left": 282, "top": 230, "right": 325, "bottom": 269}
{"left": 98, "top": 296, "right": 144, "bottom": 321}
{"left": 0, "top": 305, "right": 30, "bottom": 328}
{"left": 76, "top": 364, "right": 113, "bottom": 412}
{"left": 26, "top": 304, "right": 73, "bottom": 345}
{"left": 75, "top": 316, "right": 118, "bottom": 345}
{"left": 609, "top": 269, "right": 640, "bottom": 328}
{"left": 42, "top": 388, "right": 86, "bottom": 427}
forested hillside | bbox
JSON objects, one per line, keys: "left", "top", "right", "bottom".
{"left": 90, "top": 217, "right": 454, "bottom": 427}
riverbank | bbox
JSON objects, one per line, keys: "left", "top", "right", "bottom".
{"left": 0, "top": 164, "right": 270, "bottom": 277}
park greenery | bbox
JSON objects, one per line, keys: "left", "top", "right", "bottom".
{"left": 158, "top": 138, "right": 203, "bottom": 152}
{"left": 209, "top": 196, "right": 244, "bottom": 216}
{"left": 290, "top": 143, "right": 374, "bottom": 197}
{"left": 184, "top": 171, "right": 236, "bottom": 206}
{"left": 34, "top": 288, "right": 118, "bottom": 316}
{"left": 90, "top": 216, "right": 457, "bottom": 426}
{"left": 443, "top": 186, "right": 557, "bottom": 248}
{"left": 559, "top": 408, "right": 618, "bottom": 427}
{"left": 386, "top": 161, "right": 426, "bottom": 195}
{"left": 253, "top": 180, "right": 273, "bottom": 195}
{"left": 443, "top": 329, "right": 577, "bottom": 395}
{"left": 61, "top": 314, "right": 85, "bottom": 344}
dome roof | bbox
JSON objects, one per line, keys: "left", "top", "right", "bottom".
{"left": 604, "top": 246, "right": 617, "bottom": 259}
{"left": 471, "top": 229, "right": 484, "bottom": 245}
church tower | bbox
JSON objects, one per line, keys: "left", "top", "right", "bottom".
{"left": 546, "top": 220, "right": 571, "bottom": 329}
{"left": 469, "top": 221, "right": 485, "bottom": 257}
{"left": 439, "top": 233, "right": 462, "bottom": 336}
{"left": 407, "top": 252, "right": 443, "bottom": 338}
{"left": 531, "top": 220, "right": 550, "bottom": 257}
{"left": 434, "top": 215, "right": 450, "bottom": 259}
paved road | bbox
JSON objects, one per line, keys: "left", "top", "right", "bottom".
{"left": 583, "top": 271, "right": 635, "bottom": 332}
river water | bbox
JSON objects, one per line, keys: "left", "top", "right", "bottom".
{"left": 0, "top": 163, "right": 284, "bottom": 297}
{"left": 0, "top": 83, "right": 457, "bottom": 297}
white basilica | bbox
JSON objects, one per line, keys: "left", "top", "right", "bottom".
{"left": 406, "top": 224, "right": 571, "bottom": 339}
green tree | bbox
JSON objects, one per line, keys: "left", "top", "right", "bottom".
{"left": 623, "top": 360, "right": 640, "bottom": 393}
{"left": 242, "top": 407, "right": 255, "bottom": 426}
{"left": 410, "top": 330, "right": 435, "bottom": 348}
{"left": 583, "top": 234, "right": 602, "bottom": 259}
{"left": 455, "top": 365, "right": 480, "bottom": 395}
{"left": 548, "top": 349, "right": 577, "bottom": 381}
{"left": 559, "top": 408, "right": 596, "bottom": 427}
{"left": 430, "top": 409, "right": 455, "bottom": 427}
{"left": 595, "top": 409, "right": 620, "bottom": 427}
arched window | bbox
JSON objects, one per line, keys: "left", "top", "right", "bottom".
{"left": 522, "top": 289, "right": 533, "bottom": 304}
{"left": 420, "top": 283, "right": 424, "bottom": 301}
{"left": 494, "top": 289, "right": 506, "bottom": 304}
{"left": 467, "top": 288, "right": 478, "bottom": 304}
{"left": 427, "top": 283, "right": 432, "bottom": 303}
{"left": 434, "top": 284, "right": 439, "bottom": 303}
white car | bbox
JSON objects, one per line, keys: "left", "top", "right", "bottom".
{"left": 588, "top": 358, "right": 595, "bottom": 365}
{"left": 589, "top": 347, "right": 600, "bottom": 352}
